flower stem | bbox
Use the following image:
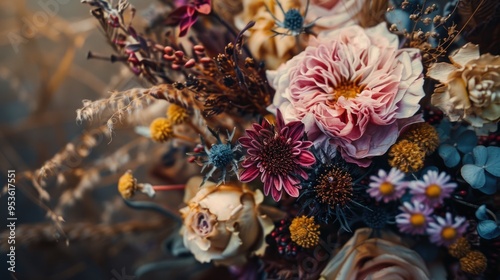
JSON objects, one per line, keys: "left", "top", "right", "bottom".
{"left": 153, "top": 184, "right": 186, "bottom": 191}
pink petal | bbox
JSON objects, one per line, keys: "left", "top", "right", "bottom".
{"left": 240, "top": 167, "right": 259, "bottom": 182}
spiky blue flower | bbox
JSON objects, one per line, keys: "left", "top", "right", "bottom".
{"left": 188, "top": 127, "right": 241, "bottom": 186}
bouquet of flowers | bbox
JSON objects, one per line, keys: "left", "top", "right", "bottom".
{"left": 27, "top": 0, "right": 500, "bottom": 279}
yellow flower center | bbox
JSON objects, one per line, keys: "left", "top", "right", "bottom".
{"left": 289, "top": 216, "right": 320, "bottom": 248}
{"left": 425, "top": 184, "right": 442, "bottom": 198}
{"left": 441, "top": 227, "right": 457, "bottom": 240}
{"left": 379, "top": 182, "right": 395, "bottom": 195}
{"left": 332, "top": 80, "right": 365, "bottom": 101}
{"left": 410, "top": 213, "right": 426, "bottom": 227}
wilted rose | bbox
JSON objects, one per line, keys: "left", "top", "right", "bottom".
{"left": 180, "top": 178, "right": 274, "bottom": 266}
{"left": 428, "top": 43, "right": 500, "bottom": 131}
{"left": 320, "top": 228, "right": 431, "bottom": 280}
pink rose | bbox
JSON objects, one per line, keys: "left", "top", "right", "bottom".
{"left": 267, "top": 23, "right": 424, "bottom": 167}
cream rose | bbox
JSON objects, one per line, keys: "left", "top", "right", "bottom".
{"left": 320, "top": 228, "right": 431, "bottom": 280}
{"left": 180, "top": 178, "right": 274, "bottom": 266}
{"left": 428, "top": 43, "right": 500, "bottom": 130}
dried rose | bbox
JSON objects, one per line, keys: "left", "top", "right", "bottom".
{"left": 320, "top": 228, "right": 431, "bottom": 280}
{"left": 180, "top": 178, "right": 274, "bottom": 266}
{"left": 428, "top": 43, "right": 500, "bottom": 131}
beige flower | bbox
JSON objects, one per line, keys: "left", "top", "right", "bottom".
{"left": 320, "top": 228, "right": 431, "bottom": 280}
{"left": 306, "top": 0, "right": 364, "bottom": 31}
{"left": 428, "top": 43, "right": 500, "bottom": 130}
{"left": 235, "top": 0, "right": 306, "bottom": 70}
{"left": 180, "top": 178, "right": 274, "bottom": 266}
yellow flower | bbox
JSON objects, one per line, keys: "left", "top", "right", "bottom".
{"left": 149, "top": 118, "right": 174, "bottom": 142}
{"left": 401, "top": 122, "right": 440, "bottom": 155}
{"left": 388, "top": 140, "right": 425, "bottom": 173}
{"left": 167, "top": 104, "right": 190, "bottom": 125}
{"left": 460, "top": 250, "right": 487, "bottom": 275}
{"left": 289, "top": 215, "right": 320, "bottom": 248}
{"left": 428, "top": 43, "right": 500, "bottom": 130}
{"left": 117, "top": 170, "right": 137, "bottom": 199}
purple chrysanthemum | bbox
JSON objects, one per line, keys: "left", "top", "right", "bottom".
{"left": 367, "top": 168, "right": 408, "bottom": 203}
{"left": 427, "top": 212, "right": 468, "bottom": 247}
{"left": 396, "top": 201, "right": 434, "bottom": 235}
{"left": 409, "top": 170, "right": 457, "bottom": 208}
{"left": 239, "top": 110, "right": 316, "bottom": 201}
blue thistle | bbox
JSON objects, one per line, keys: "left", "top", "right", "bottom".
{"left": 188, "top": 127, "right": 241, "bottom": 186}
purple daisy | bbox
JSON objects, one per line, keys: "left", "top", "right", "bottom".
{"left": 239, "top": 110, "right": 315, "bottom": 201}
{"left": 396, "top": 201, "right": 434, "bottom": 235}
{"left": 427, "top": 212, "right": 468, "bottom": 246}
{"left": 409, "top": 170, "right": 457, "bottom": 208}
{"left": 367, "top": 168, "right": 408, "bottom": 203}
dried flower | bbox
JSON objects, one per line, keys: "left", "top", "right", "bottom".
{"left": 306, "top": 0, "right": 364, "bottom": 32}
{"left": 165, "top": 0, "right": 211, "bottom": 37}
{"left": 428, "top": 43, "right": 500, "bottom": 130}
{"left": 239, "top": 109, "right": 315, "bottom": 201}
{"left": 167, "top": 104, "right": 190, "bottom": 125}
{"left": 289, "top": 215, "right": 320, "bottom": 248}
{"left": 388, "top": 140, "right": 425, "bottom": 173}
{"left": 298, "top": 145, "right": 361, "bottom": 231}
{"left": 235, "top": 0, "right": 305, "bottom": 69}
{"left": 268, "top": 23, "right": 424, "bottom": 167}
{"left": 150, "top": 118, "right": 174, "bottom": 142}
{"left": 401, "top": 122, "right": 440, "bottom": 155}
{"left": 117, "top": 170, "right": 155, "bottom": 199}
{"left": 448, "top": 237, "right": 471, "bottom": 259}
{"left": 460, "top": 251, "right": 487, "bottom": 275}
{"left": 320, "top": 228, "right": 431, "bottom": 279}
{"left": 180, "top": 179, "right": 274, "bottom": 266}
{"left": 188, "top": 128, "right": 241, "bottom": 186}
{"left": 118, "top": 170, "right": 137, "bottom": 199}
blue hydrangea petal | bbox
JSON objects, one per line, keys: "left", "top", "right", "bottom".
{"left": 485, "top": 146, "right": 500, "bottom": 176}
{"left": 475, "top": 205, "right": 489, "bottom": 221}
{"left": 461, "top": 164, "right": 486, "bottom": 189}
{"left": 462, "top": 153, "right": 474, "bottom": 165}
{"left": 457, "top": 130, "right": 477, "bottom": 153}
{"left": 439, "top": 144, "right": 460, "bottom": 167}
{"left": 482, "top": 173, "right": 499, "bottom": 195}
{"left": 477, "top": 220, "right": 500, "bottom": 240}
{"left": 472, "top": 145, "right": 488, "bottom": 166}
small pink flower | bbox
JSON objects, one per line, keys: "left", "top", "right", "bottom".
{"left": 165, "top": 0, "right": 211, "bottom": 37}
{"left": 367, "top": 168, "right": 407, "bottom": 203}
{"left": 239, "top": 110, "right": 315, "bottom": 201}
{"left": 409, "top": 170, "right": 457, "bottom": 208}
{"left": 268, "top": 23, "right": 424, "bottom": 167}
{"left": 396, "top": 201, "right": 434, "bottom": 235}
{"left": 427, "top": 212, "right": 468, "bottom": 247}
